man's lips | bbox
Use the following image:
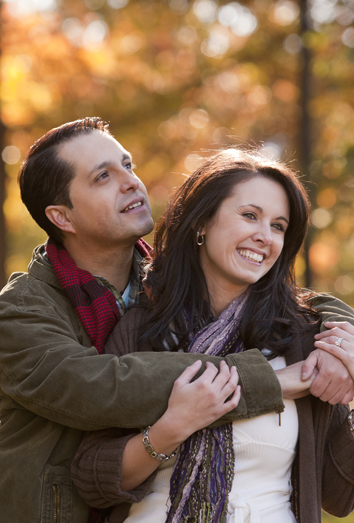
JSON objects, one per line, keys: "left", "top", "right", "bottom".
{"left": 237, "top": 249, "right": 265, "bottom": 264}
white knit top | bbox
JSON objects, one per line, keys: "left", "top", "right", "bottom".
{"left": 125, "top": 356, "right": 298, "bottom": 523}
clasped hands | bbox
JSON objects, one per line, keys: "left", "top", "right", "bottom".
{"left": 279, "top": 321, "right": 354, "bottom": 405}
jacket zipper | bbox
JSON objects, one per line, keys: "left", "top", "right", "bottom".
{"left": 53, "top": 484, "right": 61, "bottom": 523}
{"left": 276, "top": 407, "right": 284, "bottom": 427}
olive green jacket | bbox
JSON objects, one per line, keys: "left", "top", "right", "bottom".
{"left": 0, "top": 245, "right": 288, "bottom": 523}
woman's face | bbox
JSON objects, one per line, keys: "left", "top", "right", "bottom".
{"left": 199, "top": 175, "right": 290, "bottom": 308}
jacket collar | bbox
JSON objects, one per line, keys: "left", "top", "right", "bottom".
{"left": 28, "top": 243, "right": 63, "bottom": 290}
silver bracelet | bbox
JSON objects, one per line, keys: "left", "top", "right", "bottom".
{"left": 142, "top": 426, "right": 177, "bottom": 462}
{"left": 348, "top": 410, "right": 354, "bottom": 432}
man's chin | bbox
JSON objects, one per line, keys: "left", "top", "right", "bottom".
{"left": 138, "top": 218, "right": 154, "bottom": 238}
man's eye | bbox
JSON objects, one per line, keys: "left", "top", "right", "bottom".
{"left": 124, "top": 162, "right": 136, "bottom": 170}
{"left": 96, "top": 171, "right": 109, "bottom": 181}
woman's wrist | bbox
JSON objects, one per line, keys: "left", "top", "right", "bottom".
{"left": 275, "top": 363, "right": 313, "bottom": 399}
{"left": 146, "top": 415, "right": 186, "bottom": 457}
{"left": 142, "top": 426, "right": 177, "bottom": 462}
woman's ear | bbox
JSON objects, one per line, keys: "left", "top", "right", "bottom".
{"left": 45, "top": 205, "right": 76, "bottom": 235}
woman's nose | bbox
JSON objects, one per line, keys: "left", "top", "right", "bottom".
{"left": 253, "top": 225, "right": 272, "bottom": 245}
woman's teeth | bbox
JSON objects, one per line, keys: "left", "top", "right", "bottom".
{"left": 238, "top": 249, "right": 263, "bottom": 263}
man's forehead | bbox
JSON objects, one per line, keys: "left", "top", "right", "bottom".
{"left": 59, "top": 131, "right": 130, "bottom": 168}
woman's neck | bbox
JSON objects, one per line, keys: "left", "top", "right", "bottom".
{"left": 209, "top": 283, "right": 249, "bottom": 318}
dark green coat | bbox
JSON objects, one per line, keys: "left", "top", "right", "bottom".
{"left": 0, "top": 245, "right": 287, "bottom": 523}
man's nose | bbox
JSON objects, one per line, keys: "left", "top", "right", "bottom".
{"left": 120, "top": 171, "right": 140, "bottom": 193}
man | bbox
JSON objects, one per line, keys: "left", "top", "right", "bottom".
{"left": 0, "top": 117, "right": 353, "bottom": 523}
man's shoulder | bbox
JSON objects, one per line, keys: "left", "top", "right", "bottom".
{"left": 0, "top": 247, "right": 68, "bottom": 316}
{"left": 0, "top": 271, "right": 66, "bottom": 313}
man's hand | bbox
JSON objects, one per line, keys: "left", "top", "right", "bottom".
{"left": 301, "top": 348, "right": 354, "bottom": 405}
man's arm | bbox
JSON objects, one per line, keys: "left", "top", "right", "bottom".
{"left": 0, "top": 297, "right": 284, "bottom": 432}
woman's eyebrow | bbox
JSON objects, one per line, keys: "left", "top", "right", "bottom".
{"left": 240, "top": 204, "right": 263, "bottom": 212}
{"left": 240, "top": 204, "right": 289, "bottom": 224}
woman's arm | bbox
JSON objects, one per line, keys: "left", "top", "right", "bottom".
{"left": 72, "top": 359, "right": 241, "bottom": 507}
{"left": 121, "top": 359, "right": 240, "bottom": 491}
{"left": 321, "top": 402, "right": 354, "bottom": 517}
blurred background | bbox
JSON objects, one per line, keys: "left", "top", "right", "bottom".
{"left": 0, "top": 1, "right": 354, "bottom": 520}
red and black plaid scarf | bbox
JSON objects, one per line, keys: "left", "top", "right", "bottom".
{"left": 46, "top": 238, "right": 151, "bottom": 523}
{"left": 46, "top": 237, "right": 151, "bottom": 353}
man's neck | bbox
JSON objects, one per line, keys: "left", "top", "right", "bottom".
{"left": 63, "top": 239, "right": 135, "bottom": 292}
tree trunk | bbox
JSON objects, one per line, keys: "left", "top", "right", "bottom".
{"left": 299, "top": 0, "right": 313, "bottom": 289}
{"left": 0, "top": 0, "right": 7, "bottom": 288}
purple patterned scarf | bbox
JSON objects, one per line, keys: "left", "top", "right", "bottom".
{"left": 166, "top": 293, "right": 248, "bottom": 523}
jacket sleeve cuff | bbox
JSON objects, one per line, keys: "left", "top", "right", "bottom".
{"left": 72, "top": 430, "right": 157, "bottom": 509}
{"left": 223, "top": 349, "right": 284, "bottom": 421}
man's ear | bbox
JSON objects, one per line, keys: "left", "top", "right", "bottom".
{"left": 45, "top": 205, "right": 76, "bottom": 235}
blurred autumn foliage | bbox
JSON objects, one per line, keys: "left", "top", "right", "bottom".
{"left": 1, "top": 2, "right": 354, "bottom": 520}
{"left": 1, "top": 0, "right": 354, "bottom": 319}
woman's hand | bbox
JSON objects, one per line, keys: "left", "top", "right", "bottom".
{"left": 314, "top": 321, "right": 354, "bottom": 384}
{"left": 120, "top": 360, "right": 240, "bottom": 491}
{"left": 160, "top": 359, "right": 241, "bottom": 442}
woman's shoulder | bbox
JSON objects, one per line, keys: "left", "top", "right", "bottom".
{"left": 304, "top": 291, "right": 354, "bottom": 325}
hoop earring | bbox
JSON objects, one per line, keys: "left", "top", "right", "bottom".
{"left": 196, "top": 231, "right": 204, "bottom": 246}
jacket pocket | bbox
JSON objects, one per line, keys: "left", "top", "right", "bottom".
{"left": 41, "top": 467, "right": 73, "bottom": 523}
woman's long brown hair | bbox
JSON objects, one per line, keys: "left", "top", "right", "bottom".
{"left": 141, "top": 148, "right": 318, "bottom": 355}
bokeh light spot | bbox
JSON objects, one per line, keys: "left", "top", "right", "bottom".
{"left": 189, "top": 109, "right": 209, "bottom": 129}
{"left": 335, "top": 275, "right": 354, "bottom": 296}
{"left": 2, "top": 146, "right": 21, "bottom": 165}
{"left": 311, "top": 208, "right": 332, "bottom": 229}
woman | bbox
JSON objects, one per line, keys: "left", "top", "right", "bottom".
{"left": 72, "top": 148, "right": 354, "bottom": 523}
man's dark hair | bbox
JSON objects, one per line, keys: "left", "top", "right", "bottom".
{"left": 18, "top": 117, "right": 112, "bottom": 243}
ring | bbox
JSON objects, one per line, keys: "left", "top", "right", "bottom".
{"left": 335, "top": 337, "right": 344, "bottom": 348}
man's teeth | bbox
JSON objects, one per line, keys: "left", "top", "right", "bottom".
{"left": 124, "top": 201, "right": 142, "bottom": 212}
{"left": 238, "top": 249, "right": 263, "bottom": 263}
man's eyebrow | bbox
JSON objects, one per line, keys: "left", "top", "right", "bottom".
{"left": 240, "top": 204, "right": 289, "bottom": 224}
{"left": 121, "top": 153, "right": 133, "bottom": 163}
{"left": 88, "top": 154, "right": 133, "bottom": 177}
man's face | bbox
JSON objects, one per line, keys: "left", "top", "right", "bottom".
{"left": 58, "top": 130, "right": 154, "bottom": 248}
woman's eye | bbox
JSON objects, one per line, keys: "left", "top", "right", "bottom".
{"left": 272, "top": 223, "right": 284, "bottom": 232}
{"left": 243, "top": 212, "right": 256, "bottom": 220}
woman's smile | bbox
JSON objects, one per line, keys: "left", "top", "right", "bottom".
{"left": 237, "top": 248, "right": 265, "bottom": 264}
